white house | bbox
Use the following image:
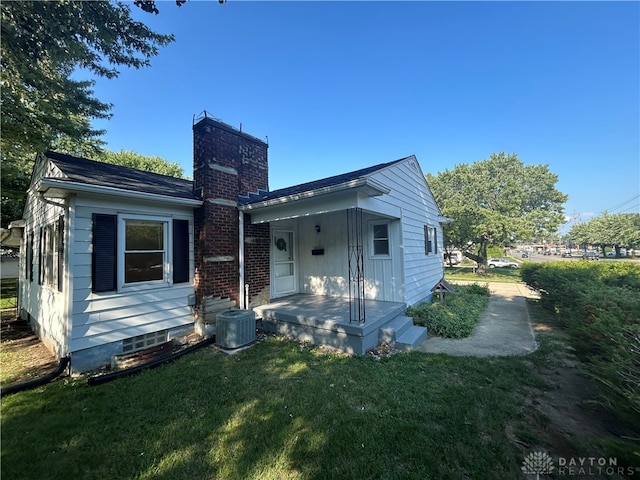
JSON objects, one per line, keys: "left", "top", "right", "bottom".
{"left": 239, "top": 155, "right": 446, "bottom": 306}
{"left": 17, "top": 151, "right": 201, "bottom": 372}
{"left": 15, "top": 114, "right": 446, "bottom": 370}
{"left": 240, "top": 155, "right": 447, "bottom": 354}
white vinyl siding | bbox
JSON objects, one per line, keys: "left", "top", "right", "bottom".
{"left": 18, "top": 156, "right": 68, "bottom": 357}
{"left": 69, "top": 198, "right": 195, "bottom": 353}
{"left": 276, "top": 157, "right": 443, "bottom": 305}
{"left": 367, "top": 158, "right": 444, "bottom": 305}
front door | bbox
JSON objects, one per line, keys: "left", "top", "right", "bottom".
{"left": 272, "top": 230, "right": 296, "bottom": 296}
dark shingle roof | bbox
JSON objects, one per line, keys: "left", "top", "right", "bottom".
{"left": 239, "top": 156, "right": 409, "bottom": 205}
{"left": 44, "top": 151, "right": 198, "bottom": 200}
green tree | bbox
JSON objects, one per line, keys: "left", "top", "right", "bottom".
{"left": 567, "top": 221, "right": 593, "bottom": 252}
{"left": 98, "top": 150, "right": 185, "bottom": 179}
{"left": 570, "top": 213, "right": 640, "bottom": 256}
{"left": 427, "top": 153, "right": 567, "bottom": 269}
{"left": 0, "top": 1, "right": 174, "bottom": 227}
{"left": 1, "top": 1, "right": 174, "bottom": 159}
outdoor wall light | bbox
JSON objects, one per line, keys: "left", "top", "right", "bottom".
{"left": 315, "top": 225, "right": 321, "bottom": 233}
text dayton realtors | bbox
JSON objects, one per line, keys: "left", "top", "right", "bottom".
{"left": 557, "top": 456, "right": 638, "bottom": 477}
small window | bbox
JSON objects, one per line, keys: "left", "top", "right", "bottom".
{"left": 41, "top": 218, "right": 64, "bottom": 291}
{"left": 122, "top": 330, "right": 168, "bottom": 353}
{"left": 372, "top": 223, "right": 390, "bottom": 257}
{"left": 124, "top": 220, "right": 166, "bottom": 284}
{"left": 25, "top": 231, "right": 34, "bottom": 282}
{"left": 433, "top": 227, "right": 438, "bottom": 254}
{"left": 117, "top": 215, "right": 170, "bottom": 290}
{"left": 425, "top": 225, "right": 438, "bottom": 255}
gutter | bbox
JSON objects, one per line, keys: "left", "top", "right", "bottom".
{"left": 39, "top": 178, "right": 203, "bottom": 207}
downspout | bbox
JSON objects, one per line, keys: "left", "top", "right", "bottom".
{"left": 63, "top": 195, "right": 76, "bottom": 363}
{"left": 238, "top": 210, "right": 245, "bottom": 309}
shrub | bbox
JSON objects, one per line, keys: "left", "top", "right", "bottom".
{"left": 407, "top": 284, "right": 490, "bottom": 338}
{"left": 463, "top": 282, "right": 491, "bottom": 297}
{"left": 520, "top": 261, "right": 640, "bottom": 428}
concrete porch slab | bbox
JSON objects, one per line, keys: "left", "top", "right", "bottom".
{"left": 253, "top": 294, "right": 406, "bottom": 355}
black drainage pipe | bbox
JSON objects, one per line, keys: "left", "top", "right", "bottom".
{"left": 87, "top": 336, "right": 216, "bottom": 387}
{"left": 0, "top": 356, "right": 70, "bottom": 398}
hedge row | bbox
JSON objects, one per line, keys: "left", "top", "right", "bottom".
{"left": 521, "top": 261, "right": 640, "bottom": 426}
{"left": 407, "top": 283, "right": 490, "bottom": 338}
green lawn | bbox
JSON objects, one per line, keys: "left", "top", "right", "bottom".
{"left": 2, "top": 337, "right": 543, "bottom": 479}
{"left": 445, "top": 265, "right": 523, "bottom": 283}
{"left": 3, "top": 275, "right": 636, "bottom": 478}
{"left": 1, "top": 279, "right": 18, "bottom": 310}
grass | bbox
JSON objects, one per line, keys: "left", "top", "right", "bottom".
{"left": 1, "top": 279, "right": 18, "bottom": 310}
{"left": 1, "top": 337, "right": 542, "bottom": 479}
{"left": 445, "top": 265, "right": 523, "bottom": 283}
{"left": 0, "top": 346, "right": 36, "bottom": 385}
{"left": 3, "top": 276, "right": 638, "bottom": 478}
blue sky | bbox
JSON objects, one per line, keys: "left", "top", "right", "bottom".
{"left": 90, "top": 1, "right": 640, "bottom": 231}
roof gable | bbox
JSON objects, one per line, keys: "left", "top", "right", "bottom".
{"left": 239, "top": 156, "right": 411, "bottom": 205}
{"left": 42, "top": 151, "right": 198, "bottom": 201}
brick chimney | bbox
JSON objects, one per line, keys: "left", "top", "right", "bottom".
{"left": 193, "top": 114, "right": 270, "bottom": 307}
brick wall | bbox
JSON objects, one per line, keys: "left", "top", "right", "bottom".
{"left": 193, "top": 116, "right": 270, "bottom": 307}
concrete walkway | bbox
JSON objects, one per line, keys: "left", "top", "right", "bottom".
{"left": 417, "top": 282, "right": 539, "bottom": 357}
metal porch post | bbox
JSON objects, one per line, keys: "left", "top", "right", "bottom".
{"left": 347, "top": 208, "right": 365, "bottom": 323}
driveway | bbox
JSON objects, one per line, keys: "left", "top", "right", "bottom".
{"left": 417, "top": 282, "right": 539, "bottom": 357}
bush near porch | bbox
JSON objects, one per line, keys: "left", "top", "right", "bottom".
{"left": 520, "top": 261, "right": 640, "bottom": 427}
{"left": 407, "top": 284, "right": 491, "bottom": 338}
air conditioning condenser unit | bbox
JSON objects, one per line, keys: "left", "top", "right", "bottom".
{"left": 216, "top": 310, "right": 256, "bottom": 349}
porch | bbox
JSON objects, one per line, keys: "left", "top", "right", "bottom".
{"left": 253, "top": 294, "right": 427, "bottom": 355}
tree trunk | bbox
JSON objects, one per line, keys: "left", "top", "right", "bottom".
{"left": 463, "top": 240, "right": 488, "bottom": 273}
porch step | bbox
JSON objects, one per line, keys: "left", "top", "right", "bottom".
{"left": 395, "top": 325, "right": 428, "bottom": 351}
{"left": 379, "top": 316, "right": 414, "bottom": 344}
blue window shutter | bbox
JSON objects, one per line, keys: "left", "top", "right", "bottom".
{"left": 92, "top": 214, "right": 117, "bottom": 292}
{"left": 173, "top": 219, "right": 189, "bottom": 284}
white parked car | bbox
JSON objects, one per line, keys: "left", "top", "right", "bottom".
{"left": 487, "top": 258, "right": 519, "bottom": 268}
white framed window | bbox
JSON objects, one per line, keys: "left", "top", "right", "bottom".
{"left": 370, "top": 221, "right": 391, "bottom": 258}
{"left": 122, "top": 330, "right": 168, "bottom": 353}
{"left": 425, "top": 225, "right": 438, "bottom": 255}
{"left": 117, "top": 214, "right": 171, "bottom": 291}
{"left": 40, "top": 217, "right": 64, "bottom": 291}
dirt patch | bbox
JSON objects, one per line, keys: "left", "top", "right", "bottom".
{"left": 1, "top": 313, "right": 59, "bottom": 385}
{"left": 510, "top": 301, "right": 639, "bottom": 479}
